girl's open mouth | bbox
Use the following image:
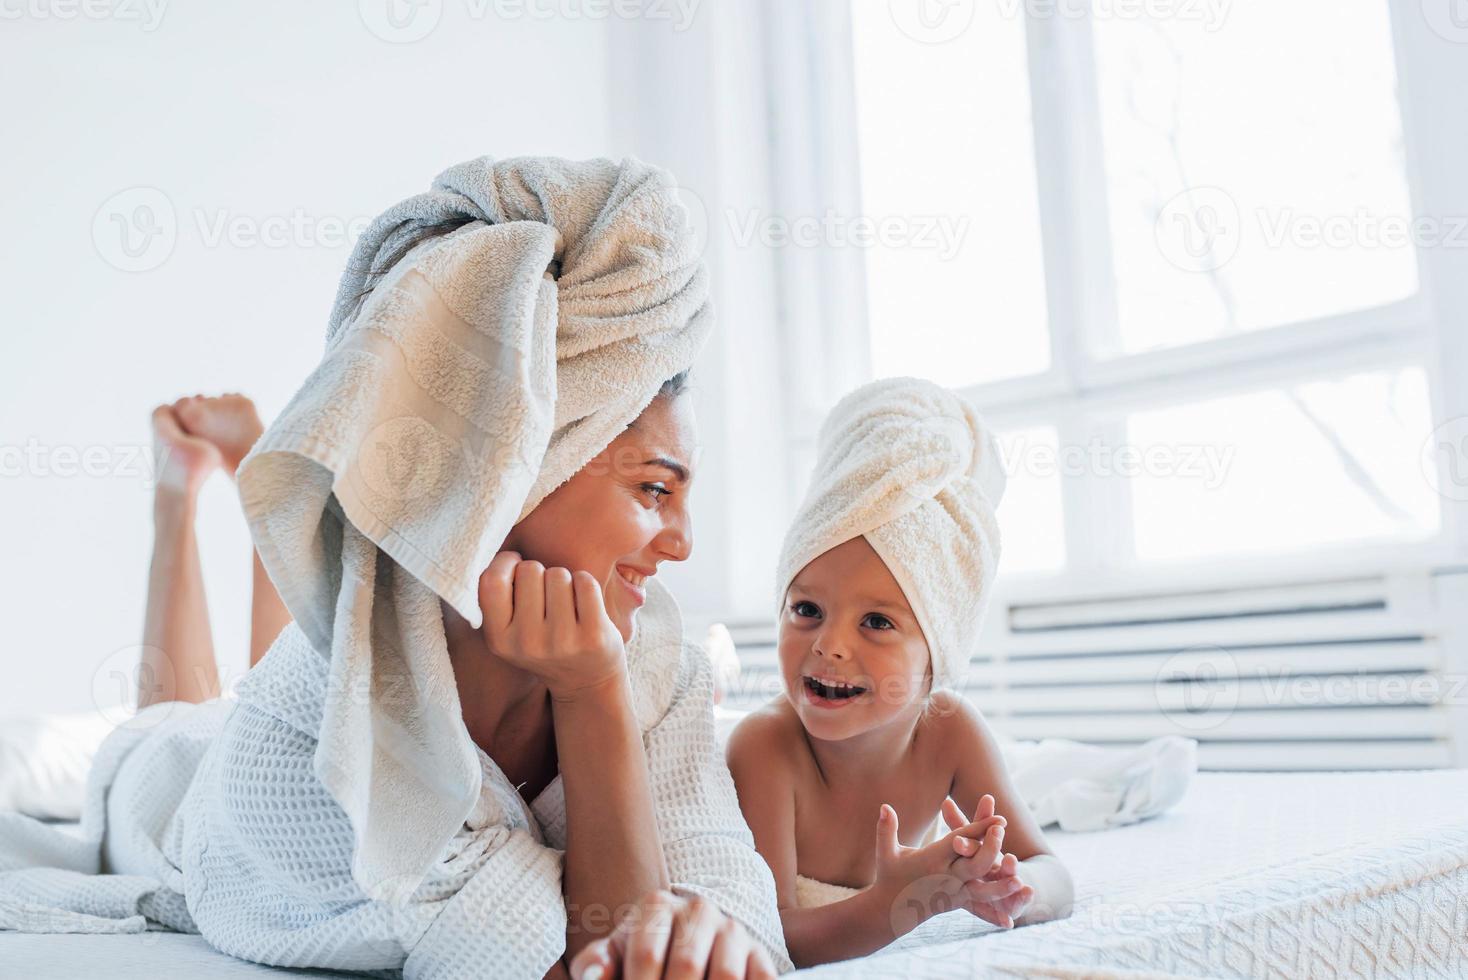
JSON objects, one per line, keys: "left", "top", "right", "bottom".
{"left": 801, "top": 675, "right": 868, "bottom": 708}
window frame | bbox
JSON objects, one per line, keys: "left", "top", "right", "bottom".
{"left": 779, "top": 0, "right": 1467, "bottom": 588}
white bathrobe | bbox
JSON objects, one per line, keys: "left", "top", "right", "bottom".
{"left": 0, "top": 599, "right": 791, "bottom": 977}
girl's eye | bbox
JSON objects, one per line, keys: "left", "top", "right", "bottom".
{"left": 862, "top": 614, "right": 895, "bottom": 631}
{"left": 791, "top": 600, "right": 821, "bottom": 619}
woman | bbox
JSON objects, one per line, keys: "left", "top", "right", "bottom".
{"left": 0, "top": 157, "right": 789, "bottom": 980}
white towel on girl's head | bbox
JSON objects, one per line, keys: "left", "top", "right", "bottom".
{"left": 774, "top": 377, "right": 1006, "bottom": 691}
{"left": 235, "top": 155, "right": 712, "bottom": 903}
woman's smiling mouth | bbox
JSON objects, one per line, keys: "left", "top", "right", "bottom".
{"left": 615, "top": 563, "right": 653, "bottom": 606}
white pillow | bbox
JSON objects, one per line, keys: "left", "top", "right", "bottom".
{"left": 0, "top": 712, "right": 116, "bottom": 820}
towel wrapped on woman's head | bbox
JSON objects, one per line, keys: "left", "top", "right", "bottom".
{"left": 774, "top": 377, "right": 1007, "bottom": 692}
{"left": 236, "top": 156, "right": 710, "bottom": 900}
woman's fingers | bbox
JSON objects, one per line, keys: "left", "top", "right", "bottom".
{"left": 747, "top": 945, "right": 778, "bottom": 980}
{"left": 706, "top": 919, "right": 752, "bottom": 980}
{"left": 511, "top": 560, "right": 547, "bottom": 629}
{"left": 620, "top": 892, "right": 676, "bottom": 980}
{"left": 567, "top": 937, "right": 617, "bottom": 980}
{"left": 572, "top": 570, "right": 609, "bottom": 633}
{"left": 662, "top": 896, "right": 721, "bottom": 980}
{"left": 478, "top": 551, "right": 521, "bottom": 636}
{"left": 544, "top": 566, "right": 577, "bottom": 630}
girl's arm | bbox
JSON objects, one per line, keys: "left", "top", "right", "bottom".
{"left": 944, "top": 694, "right": 1075, "bottom": 925}
{"left": 727, "top": 712, "right": 1002, "bottom": 967}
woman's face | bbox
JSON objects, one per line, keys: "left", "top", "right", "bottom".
{"left": 504, "top": 392, "right": 697, "bottom": 641}
{"left": 778, "top": 536, "right": 932, "bottom": 742}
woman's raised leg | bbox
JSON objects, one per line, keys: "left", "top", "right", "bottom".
{"left": 139, "top": 401, "right": 224, "bottom": 707}
{"left": 171, "top": 393, "right": 289, "bottom": 667}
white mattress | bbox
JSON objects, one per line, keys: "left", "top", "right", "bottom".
{"left": 804, "top": 769, "right": 1468, "bottom": 979}
{"left": 4, "top": 770, "right": 1466, "bottom": 979}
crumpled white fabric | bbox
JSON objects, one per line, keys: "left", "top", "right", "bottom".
{"left": 1001, "top": 735, "right": 1198, "bottom": 833}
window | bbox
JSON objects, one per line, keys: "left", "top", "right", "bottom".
{"left": 840, "top": 0, "right": 1441, "bottom": 579}
{"left": 1092, "top": 1, "right": 1417, "bottom": 355}
{"left": 850, "top": 0, "right": 1050, "bottom": 388}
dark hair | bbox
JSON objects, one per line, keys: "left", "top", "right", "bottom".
{"left": 658, "top": 370, "right": 691, "bottom": 399}
{"left": 345, "top": 216, "right": 478, "bottom": 322}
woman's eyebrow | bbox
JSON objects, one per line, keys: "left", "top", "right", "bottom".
{"left": 641, "top": 455, "right": 689, "bottom": 483}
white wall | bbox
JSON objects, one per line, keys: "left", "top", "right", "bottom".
{"left": 0, "top": 2, "right": 614, "bottom": 715}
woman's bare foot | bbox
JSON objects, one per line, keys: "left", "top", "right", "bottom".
{"left": 152, "top": 403, "right": 222, "bottom": 500}
{"left": 173, "top": 393, "right": 265, "bottom": 477}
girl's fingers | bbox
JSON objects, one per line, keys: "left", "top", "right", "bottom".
{"left": 511, "top": 560, "right": 546, "bottom": 628}
{"left": 963, "top": 876, "right": 1023, "bottom": 904}
{"left": 974, "top": 794, "right": 996, "bottom": 822}
{"left": 954, "top": 824, "right": 1006, "bottom": 879}
{"left": 941, "top": 797, "right": 967, "bottom": 833}
{"left": 875, "top": 804, "right": 901, "bottom": 860}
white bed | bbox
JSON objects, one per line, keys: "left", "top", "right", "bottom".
{"left": 4, "top": 770, "right": 1467, "bottom": 979}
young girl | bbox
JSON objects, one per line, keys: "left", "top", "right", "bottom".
{"left": 728, "top": 377, "right": 1075, "bottom": 967}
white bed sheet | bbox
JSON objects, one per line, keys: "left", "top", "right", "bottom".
{"left": 4, "top": 770, "right": 1466, "bottom": 979}
{"left": 803, "top": 769, "right": 1468, "bottom": 979}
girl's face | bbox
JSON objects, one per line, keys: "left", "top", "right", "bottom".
{"left": 778, "top": 536, "right": 931, "bottom": 742}
{"left": 504, "top": 393, "right": 697, "bottom": 642}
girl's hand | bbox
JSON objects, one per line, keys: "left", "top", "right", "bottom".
{"left": 567, "top": 889, "right": 777, "bottom": 980}
{"left": 941, "top": 796, "right": 1035, "bottom": 929}
{"left": 477, "top": 551, "right": 626, "bottom": 702}
{"left": 872, "top": 801, "right": 1008, "bottom": 932}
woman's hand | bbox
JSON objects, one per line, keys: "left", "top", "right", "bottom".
{"left": 567, "top": 889, "right": 777, "bottom": 980}
{"left": 478, "top": 550, "right": 626, "bottom": 702}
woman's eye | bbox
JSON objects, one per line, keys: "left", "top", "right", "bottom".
{"left": 862, "top": 614, "right": 894, "bottom": 631}
{"left": 791, "top": 601, "right": 820, "bottom": 619}
{"left": 640, "top": 483, "right": 671, "bottom": 501}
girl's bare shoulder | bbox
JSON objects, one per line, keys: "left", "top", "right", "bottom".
{"left": 725, "top": 698, "right": 805, "bottom": 785}
{"left": 919, "top": 690, "right": 999, "bottom": 763}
